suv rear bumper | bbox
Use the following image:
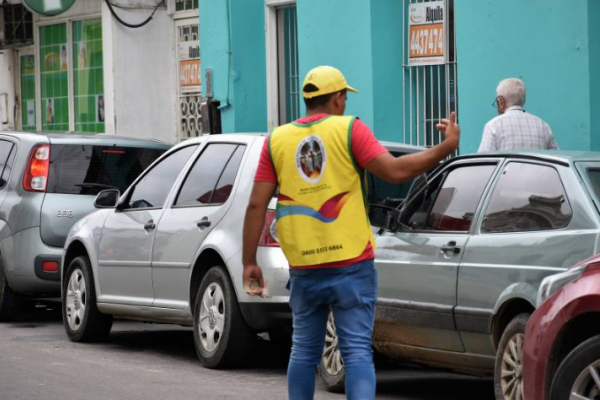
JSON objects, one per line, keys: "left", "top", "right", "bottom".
{"left": 2, "top": 227, "right": 62, "bottom": 295}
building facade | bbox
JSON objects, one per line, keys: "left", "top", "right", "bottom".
{"left": 0, "top": 0, "right": 202, "bottom": 143}
{"left": 200, "top": 0, "right": 599, "bottom": 153}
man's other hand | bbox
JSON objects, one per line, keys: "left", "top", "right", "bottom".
{"left": 243, "top": 263, "right": 265, "bottom": 296}
{"left": 436, "top": 112, "right": 460, "bottom": 149}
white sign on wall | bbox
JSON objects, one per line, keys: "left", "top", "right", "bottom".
{"left": 408, "top": 1, "right": 446, "bottom": 66}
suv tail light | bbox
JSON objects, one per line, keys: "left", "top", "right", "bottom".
{"left": 23, "top": 145, "right": 50, "bottom": 192}
{"left": 258, "top": 210, "right": 280, "bottom": 247}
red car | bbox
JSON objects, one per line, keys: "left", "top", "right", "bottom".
{"left": 523, "top": 254, "right": 600, "bottom": 400}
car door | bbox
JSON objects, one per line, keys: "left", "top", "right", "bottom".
{"left": 151, "top": 142, "right": 246, "bottom": 309}
{"left": 456, "top": 160, "right": 597, "bottom": 356}
{"left": 96, "top": 145, "right": 198, "bottom": 306}
{"left": 375, "top": 161, "right": 498, "bottom": 352}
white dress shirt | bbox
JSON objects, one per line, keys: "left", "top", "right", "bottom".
{"left": 478, "top": 106, "right": 558, "bottom": 152}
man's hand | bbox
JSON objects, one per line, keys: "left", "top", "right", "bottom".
{"left": 436, "top": 111, "right": 460, "bottom": 149}
{"left": 243, "top": 263, "right": 265, "bottom": 296}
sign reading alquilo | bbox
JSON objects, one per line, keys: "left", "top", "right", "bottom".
{"left": 408, "top": 1, "right": 446, "bottom": 66}
{"left": 179, "top": 41, "right": 201, "bottom": 93}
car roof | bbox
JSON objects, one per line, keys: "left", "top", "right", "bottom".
{"left": 0, "top": 131, "right": 172, "bottom": 148}
{"left": 455, "top": 150, "right": 600, "bottom": 166}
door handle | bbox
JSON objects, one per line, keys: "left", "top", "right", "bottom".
{"left": 440, "top": 241, "right": 461, "bottom": 255}
{"left": 144, "top": 220, "right": 156, "bottom": 230}
{"left": 197, "top": 217, "right": 211, "bottom": 229}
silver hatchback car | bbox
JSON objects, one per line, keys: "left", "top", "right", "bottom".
{"left": 61, "top": 134, "right": 290, "bottom": 368}
{"left": 0, "top": 132, "right": 169, "bottom": 321}
{"left": 320, "top": 151, "right": 600, "bottom": 400}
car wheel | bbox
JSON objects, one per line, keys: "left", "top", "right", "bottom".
{"left": 193, "top": 266, "right": 254, "bottom": 369}
{"left": 318, "top": 312, "right": 346, "bottom": 393}
{"left": 549, "top": 335, "right": 600, "bottom": 400}
{"left": 62, "top": 256, "right": 113, "bottom": 342}
{"left": 494, "top": 313, "right": 530, "bottom": 400}
{"left": 0, "top": 256, "right": 19, "bottom": 322}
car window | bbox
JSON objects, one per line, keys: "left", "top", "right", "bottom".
{"left": 175, "top": 144, "right": 244, "bottom": 207}
{"left": 47, "top": 145, "right": 167, "bottom": 195}
{"left": 366, "top": 151, "right": 415, "bottom": 208}
{"left": 125, "top": 145, "right": 198, "bottom": 210}
{"left": 587, "top": 169, "right": 600, "bottom": 198}
{"left": 482, "top": 162, "right": 572, "bottom": 233}
{"left": 401, "top": 164, "right": 496, "bottom": 232}
{"left": 0, "top": 141, "right": 14, "bottom": 188}
{"left": 1, "top": 144, "right": 16, "bottom": 187}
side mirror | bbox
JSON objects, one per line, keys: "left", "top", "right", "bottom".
{"left": 369, "top": 205, "right": 401, "bottom": 232}
{"left": 94, "top": 189, "right": 120, "bottom": 209}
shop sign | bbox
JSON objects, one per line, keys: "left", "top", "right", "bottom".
{"left": 408, "top": 1, "right": 446, "bottom": 66}
{"left": 22, "top": 0, "right": 77, "bottom": 17}
{"left": 179, "top": 41, "right": 200, "bottom": 93}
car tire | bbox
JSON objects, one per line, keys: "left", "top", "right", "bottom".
{"left": 193, "top": 266, "right": 254, "bottom": 369}
{"left": 318, "top": 312, "right": 346, "bottom": 393}
{"left": 549, "top": 335, "right": 600, "bottom": 400}
{"left": 0, "top": 256, "right": 19, "bottom": 322}
{"left": 494, "top": 313, "right": 530, "bottom": 400}
{"left": 62, "top": 255, "right": 113, "bottom": 342}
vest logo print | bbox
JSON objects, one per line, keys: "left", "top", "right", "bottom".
{"left": 276, "top": 192, "right": 351, "bottom": 223}
{"left": 296, "top": 135, "right": 326, "bottom": 184}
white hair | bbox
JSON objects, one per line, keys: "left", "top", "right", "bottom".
{"left": 496, "top": 78, "right": 526, "bottom": 107}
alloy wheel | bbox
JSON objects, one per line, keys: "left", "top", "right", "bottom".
{"left": 323, "top": 313, "right": 344, "bottom": 376}
{"left": 199, "top": 282, "right": 225, "bottom": 352}
{"left": 570, "top": 360, "right": 600, "bottom": 399}
{"left": 500, "top": 333, "right": 524, "bottom": 400}
{"left": 65, "top": 269, "right": 87, "bottom": 331}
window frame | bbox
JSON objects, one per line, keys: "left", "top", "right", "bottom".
{"left": 119, "top": 144, "right": 199, "bottom": 212}
{"left": 399, "top": 160, "right": 500, "bottom": 235}
{"left": 35, "top": 15, "right": 103, "bottom": 132}
{"left": 171, "top": 142, "right": 246, "bottom": 209}
{"left": 0, "top": 138, "right": 17, "bottom": 190}
{"left": 479, "top": 160, "right": 574, "bottom": 235}
{"left": 265, "top": 0, "right": 298, "bottom": 132}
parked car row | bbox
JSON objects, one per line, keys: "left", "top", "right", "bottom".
{"left": 2, "top": 130, "right": 600, "bottom": 400}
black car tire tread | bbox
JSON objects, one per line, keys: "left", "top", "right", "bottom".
{"left": 318, "top": 360, "right": 346, "bottom": 393}
{"left": 62, "top": 255, "right": 113, "bottom": 342}
{"left": 493, "top": 313, "right": 530, "bottom": 400}
{"left": 193, "top": 265, "right": 254, "bottom": 369}
{"left": 549, "top": 335, "right": 600, "bottom": 400}
{"left": 0, "top": 255, "right": 19, "bottom": 322}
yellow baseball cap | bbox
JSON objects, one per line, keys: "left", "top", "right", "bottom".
{"left": 302, "top": 66, "right": 359, "bottom": 99}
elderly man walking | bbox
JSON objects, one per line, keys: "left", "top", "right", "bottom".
{"left": 242, "top": 66, "right": 459, "bottom": 400}
{"left": 478, "top": 78, "right": 558, "bottom": 152}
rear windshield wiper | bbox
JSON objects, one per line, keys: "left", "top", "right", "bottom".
{"left": 74, "top": 183, "right": 119, "bottom": 190}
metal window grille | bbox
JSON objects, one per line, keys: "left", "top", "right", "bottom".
{"left": 403, "top": 0, "right": 458, "bottom": 152}
{"left": 175, "top": 0, "right": 199, "bottom": 13}
{"left": 177, "top": 23, "right": 202, "bottom": 141}
{"left": 277, "top": 6, "right": 300, "bottom": 124}
{"left": 0, "top": 4, "right": 33, "bottom": 48}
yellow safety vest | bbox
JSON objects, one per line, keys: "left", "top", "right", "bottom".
{"left": 269, "top": 115, "right": 375, "bottom": 267}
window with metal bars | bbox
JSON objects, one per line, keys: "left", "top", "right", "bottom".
{"left": 277, "top": 6, "right": 300, "bottom": 124}
{"left": 0, "top": 4, "right": 33, "bottom": 48}
{"left": 403, "top": 0, "right": 457, "bottom": 152}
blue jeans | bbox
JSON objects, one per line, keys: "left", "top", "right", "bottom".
{"left": 287, "top": 259, "right": 377, "bottom": 400}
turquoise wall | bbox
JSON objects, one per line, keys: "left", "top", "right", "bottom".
{"left": 455, "top": 0, "right": 592, "bottom": 153}
{"left": 589, "top": 0, "right": 600, "bottom": 150}
{"left": 200, "top": 0, "right": 266, "bottom": 133}
{"left": 296, "top": 0, "right": 375, "bottom": 128}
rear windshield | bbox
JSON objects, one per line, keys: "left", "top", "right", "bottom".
{"left": 47, "top": 145, "right": 166, "bottom": 195}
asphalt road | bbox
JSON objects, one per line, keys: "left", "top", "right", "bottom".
{"left": 0, "top": 301, "right": 495, "bottom": 400}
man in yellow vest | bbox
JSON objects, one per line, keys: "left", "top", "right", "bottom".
{"left": 242, "top": 66, "right": 459, "bottom": 400}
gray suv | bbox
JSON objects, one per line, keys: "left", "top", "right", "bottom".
{"left": 0, "top": 132, "right": 169, "bottom": 321}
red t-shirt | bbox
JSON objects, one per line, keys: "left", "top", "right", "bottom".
{"left": 255, "top": 114, "right": 388, "bottom": 269}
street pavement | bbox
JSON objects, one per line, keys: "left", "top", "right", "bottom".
{"left": 0, "top": 301, "right": 494, "bottom": 400}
